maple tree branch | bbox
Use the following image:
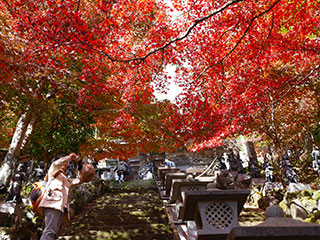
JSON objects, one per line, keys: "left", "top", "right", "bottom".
{"left": 249, "top": 114, "right": 274, "bottom": 141}
{"left": 137, "top": 0, "right": 246, "bottom": 62}
{"left": 75, "top": 0, "right": 81, "bottom": 12}
{"left": 72, "top": 0, "right": 246, "bottom": 63}
{"left": 195, "top": 19, "right": 255, "bottom": 81}
{"left": 254, "top": 11, "right": 275, "bottom": 61}
{"left": 182, "top": 0, "right": 200, "bottom": 28}
{"left": 195, "top": 0, "right": 281, "bottom": 81}
{"left": 272, "top": 65, "right": 320, "bottom": 108}
{"left": 284, "top": 48, "right": 320, "bottom": 54}
{"left": 186, "top": 20, "right": 244, "bottom": 59}
{"left": 2, "top": 0, "right": 14, "bottom": 15}
{"left": 152, "top": 49, "right": 165, "bottom": 82}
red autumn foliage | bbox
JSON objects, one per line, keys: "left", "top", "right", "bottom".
{"left": 0, "top": 0, "right": 319, "bottom": 157}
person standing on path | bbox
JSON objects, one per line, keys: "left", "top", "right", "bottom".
{"left": 115, "top": 160, "right": 131, "bottom": 182}
{"left": 39, "top": 153, "right": 83, "bottom": 240}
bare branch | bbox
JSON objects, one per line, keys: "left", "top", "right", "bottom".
{"left": 152, "top": 49, "right": 165, "bottom": 82}
{"left": 272, "top": 65, "right": 320, "bottom": 107}
{"left": 75, "top": 0, "right": 81, "bottom": 12}
{"left": 253, "top": 11, "right": 275, "bottom": 62}
{"left": 72, "top": 0, "right": 246, "bottom": 63}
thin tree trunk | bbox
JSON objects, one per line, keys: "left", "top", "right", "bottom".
{"left": 20, "top": 115, "right": 36, "bottom": 152}
{"left": 303, "top": 131, "right": 314, "bottom": 160}
{"left": 0, "top": 111, "right": 36, "bottom": 186}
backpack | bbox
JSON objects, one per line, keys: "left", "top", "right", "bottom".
{"left": 30, "top": 170, "right": 61, "bottom": 216}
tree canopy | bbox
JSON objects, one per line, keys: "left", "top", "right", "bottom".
{"left": 0, "top": 0, "right": 319, "bottom": 160}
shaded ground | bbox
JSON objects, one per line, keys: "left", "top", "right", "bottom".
{"left": 58, "top": 181, "right": 174, "bottom": 240}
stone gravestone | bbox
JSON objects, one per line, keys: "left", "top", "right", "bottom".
{"left": 227, "top": 148, "right": 238, "bottom": 172}
{"left": 264, "top": 164, "right": 274, "bottom": 183}
{"left": 216, "top": 153, "right": 226, "bottom": 170}
{"left": 312, "top": 148, "right": 320, "bottom": 177}
{"left": 262, "top": 154, "right": 274, "bottom": 183}
{"left": 32, "top": 161, "right": 47, "bottom": 182}
{"left": 248, "top": 157, "right": 260, "bottom": 179}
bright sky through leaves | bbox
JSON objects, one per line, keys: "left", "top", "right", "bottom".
{"left": 154, "top": 65, "right": 182, "bottom": 101}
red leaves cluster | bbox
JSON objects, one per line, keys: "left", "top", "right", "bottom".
{"left": 1, "top": 0, "right": 319, "bottom": 156}
{"left": 167, "top": 0, "right": 320, "bottom": 151}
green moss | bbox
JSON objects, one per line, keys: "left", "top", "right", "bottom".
{"left": 279, "top": 200, "right": 288, "bottom": 211}
{"left": 305, "top": 217, "right": 315, "bottom": 223}
{"left": 312, "top": 191, "right": 320, "bottom": 201}
{"left": 301, "top": 190, "right": 313, "bottom": 197}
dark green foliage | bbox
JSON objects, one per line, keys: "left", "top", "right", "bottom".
{"left": 26, "top": 97, "right": 95, "bottom": 161}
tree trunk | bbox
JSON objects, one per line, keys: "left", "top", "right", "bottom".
{"left": 0, "top": 111, "right": 36, "bottom": 186}
{"left": 245, "top": 141, "right": 258, "bottom": 162}
{"left": 20, "top": 115, "right": 36, "bottom": 153}
{"left": 302, "top": 131, "right": 314, "bottom": 161}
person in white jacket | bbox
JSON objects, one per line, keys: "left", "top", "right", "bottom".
{"left": 39, "top": 153, "right": 82, "bottom": 240}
